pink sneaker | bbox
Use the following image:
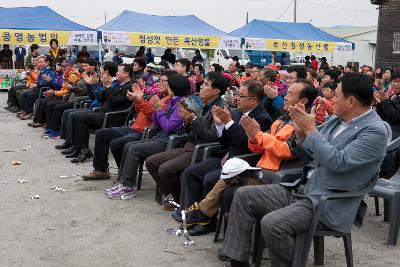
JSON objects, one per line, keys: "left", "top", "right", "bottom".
{"left": 107, "top": 185, "right": 136, "bottom": 200}
{"left": 105, "top": 183, "right": 122, "bottom": 194}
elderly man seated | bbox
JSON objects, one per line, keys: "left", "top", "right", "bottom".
{"left": 173, "top": 80, "right": 318, "bottom": 232}
{"left": 220, "top": 73, "right": 389, "bottom": 267}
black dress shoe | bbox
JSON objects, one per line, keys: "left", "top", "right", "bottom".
{"left": 65, "top": 148, "right": 81, "bottom": 158}
{"left": 70, "top": 149, "right": 93, "bottom": 163}
{"left": 9, "top": 106, "right": 19, "bottom": 113}
{"left": 61, "top": 146, "right": 76, "bottom": 155}
{"left": 188, "top": 221, "right": 216, "bottom": 236}
{"left": 230, "top": 259, "right": 250, "bottom": 267}
{"left": 218, "top": 249, "right": 230, "bottom": 261}
{"left": 55, "top": 142, "right": 71, "bottom": 150}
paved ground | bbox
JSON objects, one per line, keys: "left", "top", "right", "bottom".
{"left": 0, "top": 92, "right": 399, "bottom": 267}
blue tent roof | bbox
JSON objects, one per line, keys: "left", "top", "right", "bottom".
{"left": 230, "top": 19, "right": 347, "bottom": 43}
{"left": 97, "top": 10, "right": 231, "bottom": 37}
{"left": 0, "top": 6, "right": 94, "bottom": 31}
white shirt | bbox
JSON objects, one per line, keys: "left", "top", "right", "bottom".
{"left": 215, "top": 109, "right": 253, "bottom": 137}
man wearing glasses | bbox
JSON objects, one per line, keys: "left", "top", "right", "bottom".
{"left": 177, "top": 79, "right": 272, "bottom": 236}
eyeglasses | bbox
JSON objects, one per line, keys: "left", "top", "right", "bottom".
{"left": 238, "top": 95, "right": 256, "bottom": 99}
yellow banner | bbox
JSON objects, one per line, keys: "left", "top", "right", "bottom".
{"left": 265, "top": 39, "right": 335, "bottom": 53}
{"left": 0, "top": 29, "right": 98, "bottom": 45}
{"left": 129, "top": 33, "right": 221, "bottom": 49}
{"left": 102, "top": 31, "right": 241, "bottom": 49}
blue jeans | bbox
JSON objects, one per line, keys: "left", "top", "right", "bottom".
{"left": 60, "top": 108, "right": 90, "bottom": 145}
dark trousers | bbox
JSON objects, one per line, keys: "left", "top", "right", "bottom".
{"left": 15, "top": 59, "right": 24, "bottom": 69}
{"left": 117, "top": 139, "right": 167, "bottom": 187}
{"left": 7, "top": 84, "right": 26, "bottom": 107}
{"left": 60, "top": 109, "right": 89, "bottom": 143}
{"left": 34, "top": 98, "right": 63, "bottom": 124}
{"left": 146, "top": 143, "right": 195, "bottom": 202}
{"left": 220, "top": 184, "right": 313, "bottom": 266}
{"left": 93, "top": 126, "right": 142, "bottom": 172}
{"left": 21, "top": 87, "right": 40, "bottom": 113}
{"left": 179, "top": 157, "right": 222, "bottom": 209}
{"left": 73, "top": 111, "right": 105, "bottom": 149}
{"left": 48, "top": 102, "right": 74, "bottom": 131}
{"left": 221, "top": 169, "right": 280, "bottom": 213}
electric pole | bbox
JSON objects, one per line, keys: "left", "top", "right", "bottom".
{"left": 104, "top": 12, "right": 107, "bottom": 24}
{"left": 294, "top": 0, "right": 297, "bottom": 23}
{"left": 246, "top": 12, "right": 249, "bottom": 24}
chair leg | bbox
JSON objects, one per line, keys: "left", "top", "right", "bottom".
{"left": 313, "top": 236, "right": 324, "bottom": 265}
{"left": 157, "top": 188, "right": 163, "bottom": 204}
{"left": 388, "top": 195, "right": 400, "bottom": 246}
{"left": 374, "top": 197, "right": 381, "bottom": 216}
{"left": 252, "top": 220, "right": 262, "bottom": 264}
{"left": 154, "top": 185, "right": 160, "bottom": 202}
{"left": 223, "top": 214, "right": 228, "bottom": 238}
{"left": 137, "top": 161, "right": 143, "bottom": 191}
{"left": 384, "top": 199, "right": 390, "bottom": 222}
{"left": 343, "top": 234, "right": 354, "bottom": 267}
{"left": 214, "top": 209, "right": 224, "bottom": 243}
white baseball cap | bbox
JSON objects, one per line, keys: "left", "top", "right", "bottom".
{"left": 220, "top": 158, "right": 261, "bottom": 180}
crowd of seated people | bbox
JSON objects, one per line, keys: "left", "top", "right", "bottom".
{"left": 4, "top": 42, "right": 399, "bottom": 266}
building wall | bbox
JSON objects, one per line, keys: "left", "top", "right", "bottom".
{"left": 375, "top": 0, "right": 400, "bottom": 68}
{"left": 331, "top": 31, "right": 377, "bottom": 67}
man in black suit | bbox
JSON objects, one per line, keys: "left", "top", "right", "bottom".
{"left": 177, "top": 80, "right": 272, "bottom": 235}
{"left": 69, "top": 64, "right": 134, "bottom": 163}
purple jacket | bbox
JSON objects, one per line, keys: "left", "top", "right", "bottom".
{"left": 153, "top": 96, "right": 185, "bottom": 141}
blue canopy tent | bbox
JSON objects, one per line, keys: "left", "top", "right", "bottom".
{"left": 0, "top": 6, "right": 98, "bottom": 46}
{"left": 97, "top": 10, "right": 240, "bottom": 50}
{"left": 230, "top": 19, "right": 352, "bottom": 53}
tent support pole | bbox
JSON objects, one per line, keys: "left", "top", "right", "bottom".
{"left": 98, "top": 39, "right": 102, "bottom": 65}
{"left": 242, "top": 46, "right": 245, "bottom": 65}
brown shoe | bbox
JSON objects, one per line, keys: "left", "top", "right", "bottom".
{"left": 82, "top": 170, "right": 111, "bottom": 181}
{"left": 20, "top": 114, "right": 33, "bottom": 120}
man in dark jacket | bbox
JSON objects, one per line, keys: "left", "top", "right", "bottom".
{"left": 177, "top": 80, "right": 272, "bottom": 235}
{"left": 376, "top": 70, "right": 400, "bottom": 139}
{"left": 161, "top": 48, "right": 176, "bottom": 64}
{"left": 69, "top": 64, "right": 134, "bottom": 163}
{"left": 146, "top": 71, "right": 228, "bottom": 204}
{"left": 14, "top": 45, "right": 27, "bottom": 69}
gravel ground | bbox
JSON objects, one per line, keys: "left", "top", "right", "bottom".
{"left": 0, "top": 92, "right": 399, "bottom": 267}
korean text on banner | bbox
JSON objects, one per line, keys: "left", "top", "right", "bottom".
{"left": 243, "top": 38, "right": 336, "bottom": 52}
{"left": 102, "top": 31, "right": 241, "bottom": 50}
{"left": 265, "top": 39, "right": 336, "bottom": 53}
{"left": 0, "top": 29, "right": 97, "bottom": 45}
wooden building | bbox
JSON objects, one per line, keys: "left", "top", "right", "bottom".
{"left": 371, "top": 0, "right": 400, "bottom": 68}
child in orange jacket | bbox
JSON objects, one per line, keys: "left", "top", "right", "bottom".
{"left": 312, "top": 81, "right": 337, "bottom": 125}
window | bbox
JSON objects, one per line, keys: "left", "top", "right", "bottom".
{"left": 394, "top": 33, "right": 400, "bottom": 53}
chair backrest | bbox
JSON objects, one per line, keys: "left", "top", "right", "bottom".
{"left": 124, "top": 109, "right": 136, "bottom": 126}
{"left": 383, "top": 121, "right": 393, "bottom": 144}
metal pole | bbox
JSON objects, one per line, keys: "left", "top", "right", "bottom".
{"left": 294, "top": 0, "right": 297, "bottom": 23}
{"left": 98, "top": 39, "right": 102, "bottom": 65}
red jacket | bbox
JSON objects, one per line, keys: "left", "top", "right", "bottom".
{"left": 131, "top": 95, "right": 171, "bottom": 133}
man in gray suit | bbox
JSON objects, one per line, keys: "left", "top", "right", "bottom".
{"left": 220, "top": 73, "right": 390, "bottom": 267}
